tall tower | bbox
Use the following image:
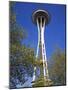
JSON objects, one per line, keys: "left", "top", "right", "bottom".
{"left": 32, "top": 10, "right": 52, "bottom": 87}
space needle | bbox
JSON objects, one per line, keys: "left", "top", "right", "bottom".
{"left": 32, "top": 10, "right": 53, "bottom": 87}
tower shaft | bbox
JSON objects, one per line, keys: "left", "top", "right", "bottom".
{"left": 33, "top": 16, "right": 49, "bottom": 81}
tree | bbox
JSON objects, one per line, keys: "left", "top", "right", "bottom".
{"left": 48, "top": 48, "right": 66, "bottom": 86}
{"left": 9, "top": 2, "right": 35, "bottom": 89}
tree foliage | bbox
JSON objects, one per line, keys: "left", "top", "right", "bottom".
{"left": 49, "top": 48, "right": 66, "bottom": 86}
{"left": 9, "top": 2, "right": 35, "bottom": 89}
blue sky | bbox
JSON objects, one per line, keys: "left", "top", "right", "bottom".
{"left": 14, "top": 2, "right": 66, "bottom": 59}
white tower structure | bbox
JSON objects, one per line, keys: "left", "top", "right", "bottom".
{"left": 32, "top": 10, "right": 52, "bottom": 87}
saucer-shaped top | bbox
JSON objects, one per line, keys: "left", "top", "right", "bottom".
{"left": 32, "top": 9, "right": 50, "bottom": 25}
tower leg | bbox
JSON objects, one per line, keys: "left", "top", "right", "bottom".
{"left": 32, "top": 67, "right": 36, "bottom": 81}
